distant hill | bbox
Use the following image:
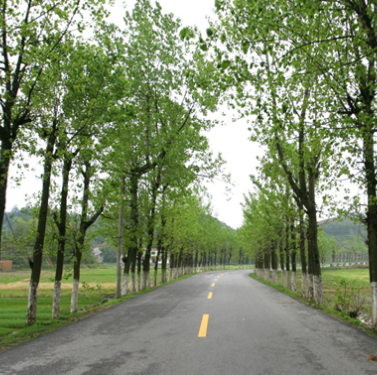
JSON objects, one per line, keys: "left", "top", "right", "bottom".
{"left": 318, "top": 216, "right": 366, "bottom": 245}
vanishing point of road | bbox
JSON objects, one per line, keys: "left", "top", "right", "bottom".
{"left": 0, "top": 270, "right": 377, "bottom": 375}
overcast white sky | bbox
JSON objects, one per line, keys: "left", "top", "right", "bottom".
{"left": 6, "top": 0, "right": 262, "bottom": 229}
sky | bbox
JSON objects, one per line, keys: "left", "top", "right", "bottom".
{"left": 6, "top": 0, "right": 262, "bottom": 229}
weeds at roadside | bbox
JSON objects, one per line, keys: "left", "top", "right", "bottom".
{"left": 332, "top": 277, "right": 366, "bottom": 318}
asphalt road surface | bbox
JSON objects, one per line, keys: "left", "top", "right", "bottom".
{"left": 1, "top": 269, "right": 377, "bottom": 375}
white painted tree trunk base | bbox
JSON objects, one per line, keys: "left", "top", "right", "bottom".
{"left": 372, "top": 282, "right": 377, "bottom": 328}
{"left": 146, "top": 271, "right": 151, "bottom": 288}
{"left": 122, "top": 273, "right": 128, "bottom": 296}
{"left": 142, "top": 271, "right": 148, "bottom": 290}
{"left": 161, "top": 269, "right": 167, "bottom": 283}
{"left": 272, "top": 269, "right": 278, "bottom": 284}
{"left": 26, "top": 280, "right": 39, "bottom": 326}
{"left": 70, "top": 279, "right": 79, "bottom": 313}
{"left": 287, "top": 271, "right": 292, "bottom": 289}
{"left": 308, "top": 274, "right": 314, "bottom": 300}
{"left": 52, "top": 280, "right": 62, "bottom": 319}
{"left": 313, "top": 275, "right": 325, "bottom": 306}
{"left": 153, "top": 271, "right": 157, "bottom": 287}
{"left": 130, "top": 273, "right": 136, "bottom": 293}
{"left": 301, "top": 273, "right": 308, "bottom": 299}
{"left": 281, "top": 270, "right": 286, "bottom": 286}
{"left": 291, "top": 272, "right": 296, "bottom": 292}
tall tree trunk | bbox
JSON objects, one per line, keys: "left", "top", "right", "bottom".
{"left": 137, "top": 251, "right": 142, "bottom": 292}
{"left": 52, "top": 154, "right": 73, "bottom": 319}
{"left": 298, "top": 202, "right": 308, "bottom": 298}
{"left": 116, "top": 175, "right": 125, "bottom": 298}
{"left": 271, "top": 240, "right": 278, "bottom": 284}
{"left": 0, "top": 139, "right": 13, "bottom": 261}
{"left": 169, "top": 253, "right": 174, "bottom": 281}
{"left": 291, "top": 216, "right": 297, "bottom": 292}
{"left": 263, "top": 246, "right": 271, "bottom": 282}
{"left": 285, "top": 220, "right": 291, "bottom": 289}
{"left": 26, "top": 127, "right": 57, "bottom": 326}
{"left": 161, "top": 248, "right": 167, "bottom": 283}
{"left": 307, "top": 172, "right": 324, "bottom": 305}
{"left": 279, "top": 239, "right": 285, "bottom": 286}
{"left": 363, "top": 126, "right": 377, "bottom": 327}
{"left": 194, "top": 249, "right": 199, "bottom": 273}
{"left": 70, "top": 161, "right": 103, "bottom": 313}
{"left": 122, "top": 255, "right": 130, "bottom": 296}
{"left": 153, "top": 247, "right": 160, "bottom": 287}
{"left": 178, "top": 249, "right": 183, "bottom": 277}
{"left": 128, "top": 173, "right": 139, "bottom": 293}
{"left": 157, "top": 211, "right": 167, "bottom": 283}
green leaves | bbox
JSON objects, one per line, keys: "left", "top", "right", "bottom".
{"left": 179, "top": 26, "right": 195, "bottom": 41}
{"left": 221, "top": 59, "right": 231, "bottom": 70}
{"left": 206, "top": 28, "right": 214, "bottom": 38}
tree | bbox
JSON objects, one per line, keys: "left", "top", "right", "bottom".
{"left": 212, "top": 0, "right": 354, "bottom": 306}
{"left": 50, "top": 29, "right": 124, "bottom": 317}
{"left": 0, "top": 0, "right": 107, "bottom": 261}
{"left": 102, "top": 0, "right": 223, "bottom": 295}
{"left": 318, "top": 230, "right": 339, "bottom": 267}
{"left": 26, "top": 30, "right": 116, "bottom": 324}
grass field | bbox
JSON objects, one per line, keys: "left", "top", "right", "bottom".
{"left": 0, "top": 265, "right": 120, "bottom": 345}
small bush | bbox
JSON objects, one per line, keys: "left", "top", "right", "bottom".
{"left": 333, "top": 277, "right": 366, "bottom": 318}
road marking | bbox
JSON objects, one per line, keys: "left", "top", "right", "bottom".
{"left": 198, "top": 314, "right": 209, "bottom": 337}
{"left": 211, "top": 283, "right": 215, "bottom": 287}
{"left": 208, "top": 292, "right": 213, "bottom": 299}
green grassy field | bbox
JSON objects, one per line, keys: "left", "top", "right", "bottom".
{"left": 0, "top": 264, "right": 121, "bottom": 344}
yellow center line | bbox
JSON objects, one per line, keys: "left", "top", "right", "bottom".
{"left": 198, "top": 314, "right": 209, "bottom": 337}
{"left": 211, "top": 283, "right": 215, "bottom": 287}
{"left": 208, "top": 292, "right": 213, "bottom": 299}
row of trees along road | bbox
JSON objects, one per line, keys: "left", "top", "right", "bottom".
{"left": 0, "top": 0, "right": 245, "bottom": 326}
{"left": 212, "top": 0, "right": 377, "bottom": 326}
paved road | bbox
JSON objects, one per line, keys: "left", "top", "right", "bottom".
{"left": 1, "top": 270, "right": 377, "bottom": 375}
